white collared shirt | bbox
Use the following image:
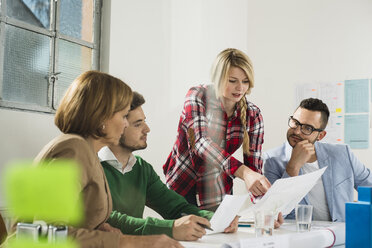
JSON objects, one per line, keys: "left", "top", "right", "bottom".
{"left": 302, "top": 161, "right": 331, "bottom": 221}
{"left": 98, "top": 146, "right": 136, "bottom": 174}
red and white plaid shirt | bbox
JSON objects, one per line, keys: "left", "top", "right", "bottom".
{"left": 163, "top": 85, "right": 264, "bottom": 209}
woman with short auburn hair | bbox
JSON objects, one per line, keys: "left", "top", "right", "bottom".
{"left": 32, "top": 71, "right": 181, "bottom": 248}
{"left": 55, "top": 70, "right": 132, "bottom": 138}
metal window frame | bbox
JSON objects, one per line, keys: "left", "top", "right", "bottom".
{"left": 0, "top": 0, "right": 101, "bottom": 114}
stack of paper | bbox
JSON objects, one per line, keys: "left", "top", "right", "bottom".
{"left": 204, "top": 167, "right": 327, "bottom": 235}
{"left": 240, "top": 167, "right": 327, "bottom": 216}
{"left": 207, "top": 194, "right": 248, "bottom": 234}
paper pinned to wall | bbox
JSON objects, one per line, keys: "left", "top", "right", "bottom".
{"left": 296, "top": 83, "right": 319, "bottom": 105}
{"left": 296, "top": 82, "right": 344, "bottom": 144}
{"left": 296, "top": 79, "right": 371, "bottom": 148}
{"left": 323, "top": 114, "right": 344, "bottom": 143}
{"left": 345, "top": 114, "right": 369, "bottom": 149}
{"left": 345, "top": 79, "right": 369, "bottom": 113}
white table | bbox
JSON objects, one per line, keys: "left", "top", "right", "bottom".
{"left": 180, "top": 221, "right": 345, "bottom": 248}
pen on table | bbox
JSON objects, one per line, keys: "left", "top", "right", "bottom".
{"left": 180, "top": 213, "right": 214, "bottom": 231}
{"left": 238, "top": 223, "right": 252, "bottom": 228}
{"left": 236, "top": 215, "right": 251, "bottom": 227}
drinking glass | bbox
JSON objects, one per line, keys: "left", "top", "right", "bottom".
{"left": 295, "top": 204, "right": 313, "bottom": 232}
{"left": 254, "top": 210, "right": 274, "bottom": 237}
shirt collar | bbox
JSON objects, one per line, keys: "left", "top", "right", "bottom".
{"left": 98, "top": 146, "right": 136, "bottom": 174}
{"left": 205, "top": 84, "right": 240, "bottom": 119}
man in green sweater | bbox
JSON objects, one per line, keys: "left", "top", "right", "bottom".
{"left": 99, "top": 92, "right": 239, "bottom": 241}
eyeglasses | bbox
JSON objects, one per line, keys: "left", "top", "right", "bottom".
{"left": 288, "top": 116, "right": 324, "bottom": 135}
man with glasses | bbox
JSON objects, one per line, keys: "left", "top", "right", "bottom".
{"left": 264, "top": 98, "right": 372, "bottom": 222}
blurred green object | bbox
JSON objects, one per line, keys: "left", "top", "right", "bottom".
{"left": 6, "top": 238, "right": 78, "bottom": 248}
{"left": 3, "top": 160, "right": 83, "bottom": 225}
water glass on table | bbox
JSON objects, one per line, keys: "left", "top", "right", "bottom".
{"left": 254, "top": 210, "right": 274, "bottom": 237}
{"left": 295, "top": 204, "right": 313, "bottom": 232}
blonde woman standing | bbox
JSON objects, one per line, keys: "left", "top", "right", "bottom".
{"left": 163, "top": 48, "right": 271, "bottom": 212}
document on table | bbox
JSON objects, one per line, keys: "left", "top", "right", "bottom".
{"left": 206, "top": 194, "right": 248, "bottom": 235}
{"left": 239, "top": 235, "right": 290, "bottom": 248}
{"left": 240, "top": 167, "right": 327, "bottom": 216}
{"left": 221, "top": 235, "right": 290, "bottom": 248}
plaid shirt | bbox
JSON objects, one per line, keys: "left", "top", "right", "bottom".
{"left": 163, "top": 84, "right": 264, "bottom": 209}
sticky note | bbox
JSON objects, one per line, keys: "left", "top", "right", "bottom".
{"left": 3, "top": 160, "right": 83, "bottom": 225}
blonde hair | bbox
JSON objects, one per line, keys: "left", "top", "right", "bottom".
{"left": 55, "top": 70, "right": 133, "bottom": 138}
{"left": 210, "top": 48, "right": 254, "bottom": 155}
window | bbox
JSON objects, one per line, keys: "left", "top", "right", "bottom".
{"left": 0, "top": 0, "right": 101, "bottom": 113}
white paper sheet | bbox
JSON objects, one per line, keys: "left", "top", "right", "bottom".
{"left": 239, "top": 235, "right": 290, "bottom": 248}
{"left": 207, "top": 194, "right": 248, "bottom": 235}
{"left": 240, "top": 167, "right": 327, "bottom": 216}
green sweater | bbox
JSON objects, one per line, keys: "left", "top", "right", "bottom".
{"left": 102, "top": 156, "right": 213, "bottom": 237}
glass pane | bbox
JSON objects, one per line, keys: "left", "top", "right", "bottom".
{"left": 2, "top": 25, "right": 50, "bottom": 106}
{"left": 54, "top": 40, "right": 92, "bottom": 108}
{"left": 7, "top": 0, "right": 51, "bottom": 29}
{"left": 59, "top": 0, "right": 94, "bottom": 42}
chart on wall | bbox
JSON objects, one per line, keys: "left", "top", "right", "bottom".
{"left": 296, "top": 79, "right": 371, "bottom": 149}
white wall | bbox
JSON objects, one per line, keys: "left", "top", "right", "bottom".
{"left": 109, "top": 0, "right": 250, "bottom": 217}
{"left": 1, "top": 0, "right": 372, "bottom": 208}
{"left": 0, "top": 109, "right": 60, "bottom": 206}
{"left": 246, "top": 0, "right": 372, "bottom": 162}
{"left": 107, "top": 0, "right": 372, "bottom": 204}
{"left": 108, "top": 0, "right": 372, "bottom": 179}
{"left": 108, "top": 0, "right": 250, "bottom": 180}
